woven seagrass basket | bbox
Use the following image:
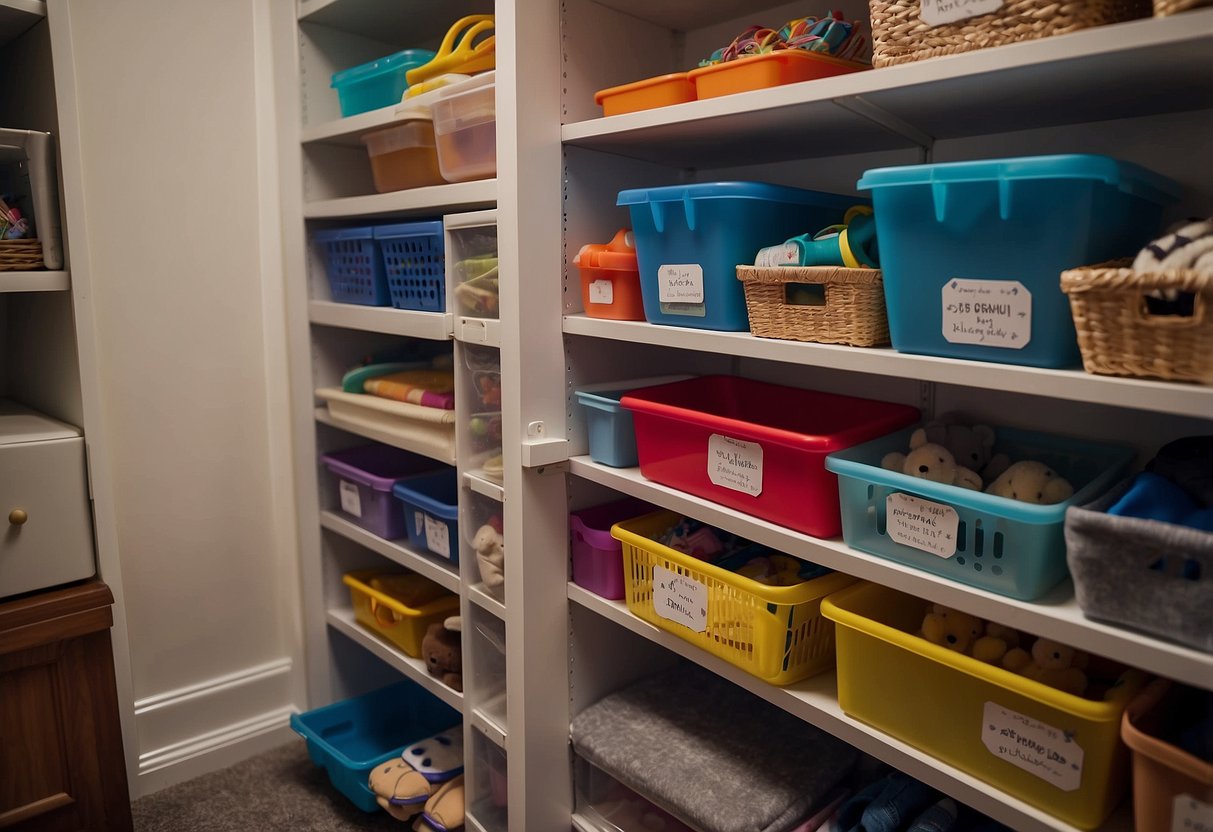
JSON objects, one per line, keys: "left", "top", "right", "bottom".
{"left": 0, "top": 239, "right": 43, "bottom": 271}
{"left": 869, "top": 0, "right": 1152, "bottom": 67}
{"left": 1153, "top": 0, "right": 1212, "bottom": 14}
{"left": 1060, "top": 259, "right": 1213, "bottom": 384}
{"left": 737, "top": 265, "right": 889, "bottom": 347}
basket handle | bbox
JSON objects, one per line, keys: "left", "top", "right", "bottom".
{"left": 1132, "top": 291, "right": 1207, "bottom": 329}
{"left": 369, "top": 597, "right": 401, "bottom": 626}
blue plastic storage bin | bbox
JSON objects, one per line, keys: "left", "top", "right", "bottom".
{"left": 290, "top": 679, "right": 460, "bottom": 812}
{"left": 824, "top": 425, "right": 1132, "bottom": 600}
{"left": 375, "top": 221, "right": 446, "bottom": 312}
{"left": 858, "top": 155, "right": 1181, "bottom": 368}
{"left": 331, "top": 49, "right": 436, "bottom": 117}
{"left": 314, "top": 226, "right": 390, "bottom": 306}
{"left": 618, "top": 182, "right": 861, "bottom": 331}
{"left": 574, "top": 376, "right": 690, "bottom": 467}
{"left": 393, "top": 468, "right": 459, "bottom": 563}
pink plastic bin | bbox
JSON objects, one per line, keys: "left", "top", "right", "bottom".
{"left": 621, "top": 376, "right": 919, "bottom": 538}
{"left": 320, "top": 444, "right": 444, "bottom": 540}
{"left": 570, "top": 497, "right": 655, "bottom": 599}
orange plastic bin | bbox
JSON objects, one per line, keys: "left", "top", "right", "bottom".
{"left": 690, "top": 51, "right": 867, "bottom": 100}
{"left": 594, "top": 73, "right": 695, "bottom": 116}
{"left": 574, "top": 229, "right": 646, "bottom": 321}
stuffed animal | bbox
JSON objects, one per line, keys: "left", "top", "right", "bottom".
{"left": 1002, "top": 637, "right": 1089, "bottom": 697}
{"left": 917, "top": 416, "right": 1009, "bottom": 482}
{"left": 985, "top": 460, "right": 1073, "bottom": 504}
{"left": 473, "top": 515, "right": 505, "bottom": 600}
{"left": 882, "top": 434, "right": 982, "bottom": 491}
{"left": 920, "top": 604, "right": 985, "bottom": 653}
{"left": 368, "top": 728, "right": 465, "bottom": 821}
{"left": 972, "top": 621, "right": 1021, "bottom": 665}
{"left": 422, "top": 617, "right": 463, "bottom": 692}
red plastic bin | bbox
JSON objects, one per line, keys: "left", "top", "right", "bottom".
{"left": 620, "top": 376, "right": 919, "bottom": 537}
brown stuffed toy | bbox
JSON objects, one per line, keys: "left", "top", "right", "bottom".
{"left": 422, "top": 616, "right": 463, "bottom": 692}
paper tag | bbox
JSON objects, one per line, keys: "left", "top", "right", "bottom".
{"left": 589, "top": 279, "right": 614, "bottom": 305}
{"left": 653, "top": 566, "right": 707, "bottom": 633}
{"left": 755, "top": 242, "right": 801, "bottom": 268}
{"left": 707, "top": 434, "right": 763, "bottom": 496}
{"left": 886, "top": 493, "right": 959, "bottom": 558}
{"left": 658, "top": 264, "right": 704, "bottom": 304}
{"left": 920, "top": 0, "right": 1004, "bottom": 26}
{"left": 943, "top": 279, "right": 1031, "bottom": 349}
{"left": 982, "top": 702, "right": 1084, "bottom": 791}
{"left": 339, "top": 481, "right": 362, "bottom": 518}
{"left": 424, "top": 515, "right": 451, "bottom": 559}
{"left": 1172, "top": 794, "right": 1213, "bottom": 832}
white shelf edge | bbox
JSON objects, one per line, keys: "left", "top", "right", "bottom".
{"left": 568, "top": 584, "right": 1133, "bottom": 832}
{"left": 571, "top": 813, "right": 600, "bottom": 832}
{"left": 0, "top": 270, "right": 68, "bottom": 293}
{"left": 464, "top": 812, "right": 491, "bottom": 832}
{"left": 304, "top": 180, "right": 497, "bottom": 220}
{"left": 308, "top": 301, "right": 453, "bottom": 339}
{"left": 562, "top": 315, "right": 1213, "bottom": 420}
{"left": 319, "top": 510, "right": 460, "bottom": 593}
{"left": 326, "top": 607, "right": 464, "bottom": 712}
{"left": 0, "top": 0, "right": 45, "bottom": 16}
{"left": 470, "top": 707, "right": 507, "bottom": 750}
{"left": 464, "top": 473, "right": 505, "bottom": 502}
{"left": 568, "top": 457, "right": 1213, "bottom": 690}
{"left": 468, "top": 583, "right": 506, "bottom": 620}
{"left": 314, "top": 407, "right": 456, "bottom": 465}
{"left": 301, "top": 102, "right": 404, "bottom": 147}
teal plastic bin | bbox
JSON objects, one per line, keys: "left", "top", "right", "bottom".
{"left": 331, "top": 49, "right": 436, "bottom": 117}
{"left": 858, "top": 155, "right": 1181, "bottom": 368}
{"left": 618, "top": 182, "right": 861, "bottom": 331}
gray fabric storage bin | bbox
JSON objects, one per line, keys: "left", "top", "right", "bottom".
{"left": 1065, "top": 478, "right": 1213, "bottom": 653}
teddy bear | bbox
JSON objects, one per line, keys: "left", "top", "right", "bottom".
{"left": 1002, "top": 637, "right": 1089, "bottom": 697}
{"left": 473, "top": 515, "right": 505, "bottom": 600}
{"left": 422, "top": 616, "right": 463, "bottom": 692}
{"left": 985, "top": 460, "right": 1074, "bottom": 505}
{"left": 882, "top": 432, "right": 982, "bottom": 491}
{"left": 917, "top": 415, "right": 1010, "bottom": 483}
{"left": 920, "top": 603, "right": 985, "bottom": 653}
{"left": 971, "top": 621, "right": 1021, "bottom": 665}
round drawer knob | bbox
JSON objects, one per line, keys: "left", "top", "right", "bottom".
{"left": 8, "top": 509, "right": 28, "bottom": 526}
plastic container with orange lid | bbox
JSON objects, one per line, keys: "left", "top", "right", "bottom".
{"left": 689, "top": 50, "right": 867, "bottom": 100}
{"left": 594, "top": 73, "right": 695, "bottom": 116}
{"left": 574, "top": 229, "right": 645, "bottom": 321}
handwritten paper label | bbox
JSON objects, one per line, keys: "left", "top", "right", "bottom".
{"left": 920, "top": 0, "right": 1004, "bottom": 26}
{"left": 589, "top": 279, "right": 614, "bottom": 305}
{"left": 886, "top": 493, "right": 959, "bottom": 558}
{"left": 425, "top": 516, "right": 451, "bottom": 559}
{"left": 1172, "top": 794, "right": 1213, "bottom": 832}
{"left": 755, "top": 242, "right": 802, "bottom": 268}
{"left": 339, "top": 481, "right": 362, "bottom": 518}
{"left": 657, "top": 264, "right": 706, "bottom": 316}
{"left": 982, "top": 702, "right": 1084, "bottom": 791}
{"left": 943, "top": 279, "right": 1031, "bottom": 349}
{"left": 653, "top": 566, "right": 707, "bottom": 633}
{"left": 708, "top": 434, "right": 763, "bottom": 496}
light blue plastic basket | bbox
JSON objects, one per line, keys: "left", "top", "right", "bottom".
{"left": 825, "top": 426, "right": 1132, "bottom": 600}
{"left": 575, "top": 388, "right": 640, "bottom": 468}
{"left": 331, "top": 49, "right": 436, "bottom": 117}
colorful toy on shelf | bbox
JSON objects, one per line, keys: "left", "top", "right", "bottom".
{"left": 473, "top": 514, "right": 505, "bottom": 600}
{"left": 754, "top": 205, "right": 879, "bottom": 268}
{"left": 406, "top": 15, "right": 495, "bottom": 87}
{"left": 919, "top": 603, "right": 984, "bottom": 653}
{"left": 421, "top": 615, "right": 463, "bottom": 692}
{"left": 985, "top": 460, "right": 1074, "bottom": 505}
{"left": 453, "top": 256, "right": 500, "bottom": 317}
{"left": 367, "top": 726, "right": 465, "bottom": 821}
{"left": 880, "top": 433, "right": 982, "bottom": 491}
{"left": 698, "top": 11, "right": 869, "bottom": 65}
{"left": 1003, "top": 637, "right": 1090, "bottom": 697}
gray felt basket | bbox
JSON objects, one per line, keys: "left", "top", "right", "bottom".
{"left": 1065, "top": 478, "right": 1213, "bottom": 653}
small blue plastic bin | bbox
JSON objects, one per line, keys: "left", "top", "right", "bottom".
{"left": 392, "top": 468, "right": 459, "bottom": 563}
{"left": 617, "top": 182, "right": 861, "bottom": 331}
{"left": 314, "top": 226, "right": 390, "bottom": 306}
{"left": 574, "top": 376, "right": 690, "bottom": 468}
{"left": 857, "top": 155, "right": 1181, "bottom": 368}
{"left": 331, "top": 49, "right": 436, "bottom": 117}
{"left": 824, "top": 426, "right": 1132, "bottom": 600}
{"left": 375, "top": 221, "right": 446, "bottom": 312}
{"left": 290, "top": 679, "right": 460, "bottom": 812}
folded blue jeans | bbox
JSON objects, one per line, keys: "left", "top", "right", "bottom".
{"left": 834, "top": 772, "right": 940, "bottom": 832}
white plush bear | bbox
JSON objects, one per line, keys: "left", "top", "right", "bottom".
{"left": 985, "top": 460, "right": 1073, "bottom": 504}
{"left": 882, "top": 431, "right": 982, "bottom": 491}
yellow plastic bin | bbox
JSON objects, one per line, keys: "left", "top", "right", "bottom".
{"left": 820, "top": 582, "right": 1146, "bottom": 829}
{"left": 343, "top": 570, "right": 460, "bottom": 658}
{"left": 611, "top": 510, "right": 856, "bottom": 685}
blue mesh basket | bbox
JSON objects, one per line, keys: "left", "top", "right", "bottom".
{"left": 314, "top": 226, "right": 390, "bottom": 306}
{"left": 375, "top": 221, "right": 446, "bottom": 312}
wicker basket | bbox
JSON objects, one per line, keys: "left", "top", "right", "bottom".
{"left": 737, "top": 265, "right": 889, "bottom": 347}
{"left": 1060, "top": 260, "right": 1213, "bottom": 384}
{"left": 869, "top": 0, "right": 1151, "bottom": 67}
{"left": 1154, "top": 0, "right": 1212, "bottom": 14}
{"left": 0, "top": 239, "right": 43, "bottom": 271}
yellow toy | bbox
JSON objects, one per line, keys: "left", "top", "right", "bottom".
{"left": 920, "top": 603, "right": 984, "bottom": 653}
{"left": 1002, "top": 637, "right": 1089, "bottom": 697}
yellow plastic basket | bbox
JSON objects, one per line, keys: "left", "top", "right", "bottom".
{"left": 344, "top": 570, "right": 460, "bottom": 658}
{"left": 820, "top": 582, "right": 1147, "bottom": 829}
{"left": 612, "top": 510, "right": 856, "bottom": 685}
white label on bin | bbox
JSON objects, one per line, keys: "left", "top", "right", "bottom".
{"left": 942, "top": 279, "right": 1031, "bottom": 349}
{"left": 708, "top": 434, "right": 763, "bottom": 496}
{"left": 339, "top": 480, "right": 362, "bottom": 518}
{"left": 1172, "top": 795, "right": 1213, "bottom": 832}
{"left": 589, "top": 279, "right": 614, "bottom": 305}
{"left": 982, "top": 702, "right": 1084, "bottom": 792}
{"left": 886, "top": 493, "right": 959, "bottom": 558}
{"left": 920, "top": 0, "right": 1004, "bottom": 26}
{"left": 424, "top": 515, "right": 451, "bottom": 559}
{"left": 653, "top": 566, "right": 707, "bottom": 633}
{"left": 658, "top": 264, "right": 704, "bottom": 304}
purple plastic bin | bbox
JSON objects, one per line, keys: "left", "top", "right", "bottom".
{"left": 320, "top": 445, "right": 443, "bottom": 540}
{"left": 570, "top": 497, "right": 655, "bottom": 599}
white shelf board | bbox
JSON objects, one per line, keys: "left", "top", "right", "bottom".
{"left": 304, "top": 180, "right": 497, "bottom": 220}
{"left": 571, "top": 813, "right": 600, "bottom": 832}
{"left": 470, "top": 706, "right": 507, "bottom": 750}
{"left": 562, "top": 13, "right": 1213, "bottom": 167}
{"left": 0, "top": 270, "right": 68, "bottom": 293}
{"left": 309, "top": 300, "right": 452, "bottom": 339}
{"left": 301, "top": 103, "right": 406, "bottom": 148}
{"left": 327, "top": 607, "right": 464, "bottom": 711}
{"left": 0, "top": 0, "right": 42, "bottom": 47}
{"left": 464, "top": 473, "right": 505, "bottom": 502}
{"left": 569, "top": 584, "right": 1133, "bottom": 832}
{"left": 314, "top": 407, "right": 456, "bottom": 465}
{"left": 297, "top": 0, "right": 483, "bottom": 46}
{"left": 563, "top": 315, "right": 1213, "bottom": 420}
{"left": 569, "top": 457, "right": 1213, "bottom": 690}
{"left": 469, "top": 583, "right": 506, "bottom": 620}
{"left": 319, "top": 510, "right": 460, "bottom": 593}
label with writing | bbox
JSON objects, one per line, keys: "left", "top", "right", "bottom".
{"left": 754, "top": 242, "right": 801, "bottom": 268}
{"left": 886, "top": 493, "right": 959, "bottom": 558}
{"left": 942, "top": 279, "right": 1031, "bottom": 349}
{"left": 1172, "top": 794, "right": 1213, "bottom": 832}
{"left": 424, "top": 515, "right": 451, "bottom": 559}
{"left": 707, "top": 434, "right": 763, "bottom": 496}
{"left": 982, "top": 702, "right": 1084, "bottom": 791}
{"left": 339, "top": 480, "right": 362, "bottom": 518}
{"left": 589, "top": 279, "right": 614, "bottom": 305}
{"left": 920, "top": 0, "right": 1004, "bottom": 26}
{"left": 658, "top": 264, "right": 706, "bottom": 316}
{"left": 653, "top": 566, "right": 707, "bottom": 633}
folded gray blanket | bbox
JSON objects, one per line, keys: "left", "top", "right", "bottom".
{"left": 571, "top": 663, "right": 858, "bottom": 832}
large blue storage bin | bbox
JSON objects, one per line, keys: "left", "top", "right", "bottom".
{"left": 290, "top": 679, "right": 460, "bottom": 812}
{"left": 618, "top": 182, "right": 860, "bottom": 331}
{"left": 858, "top": 155, "right": 1181, "bottom": 368}
{"left": 375, "top": 221, "right": 446, "bottom": 312}
{"left": 393, "top": 468, "right": 459, "bottom": 563}
{"left": 314, "top": 226, "right": 391, "bottom": 306}
{"left": 331, "top": 49, "right": 436, "bottom": 117}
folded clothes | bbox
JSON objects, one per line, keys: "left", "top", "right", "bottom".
{"left": 1106, "top": 471, "right": 1213, "bottom": 532}
{"left": 362, "top": 369, "right": 455, "bottom": 410}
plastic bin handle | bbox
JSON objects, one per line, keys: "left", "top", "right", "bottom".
{"left": 406, "top": 15, "right": 496, "bottom": 86}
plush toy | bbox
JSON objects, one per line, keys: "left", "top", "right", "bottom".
{"left": 972, "top": 621, "right": 1021, "bottom": 665}
{"left": 368, "top": 728, "right": 465, "bottom": 821}
{"left": 1002, "top": 637, "right": 1089, "bottom": 696}
{"left": 917, "top": 416, "right": 1009, "bottom": 482}
{"left": 418, "top": 774, "right": 465, "bottom": 832}
{"left": 920, "top": 604, "right": 984, "bottom": 653}
{"left": 882, "top": 433, "right": 982, "bottom": 491}
{"left": 473, "top": 515, "right": 505, "bottom": 600}
{"left": 985, "top": 460, "right": 1074, "bottom": 505}
{"left": 422, "top": 616, "right": 463, "bottom": 692}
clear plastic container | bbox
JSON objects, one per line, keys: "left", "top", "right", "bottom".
{"left": 432, "top": 72, "right": 496, "bottom": 182}
{"left": 450, "top": 223, "right": 500, "bottom": 319}
{"left": 362, "top": 120, "right": 446, "bottom": 192}
{"left": 331, "top": 49, "right": 436, "bottom": 117}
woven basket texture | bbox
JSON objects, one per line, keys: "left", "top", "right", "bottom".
{"left": 737, "top": 266, "right": 889, "bottom": 347}
{"left": 0, "top": 239, "right": 43, "bottom": 271}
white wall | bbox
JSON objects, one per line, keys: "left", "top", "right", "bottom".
{"left": 67, "top": 0, "right": 301, "bottom": 795}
